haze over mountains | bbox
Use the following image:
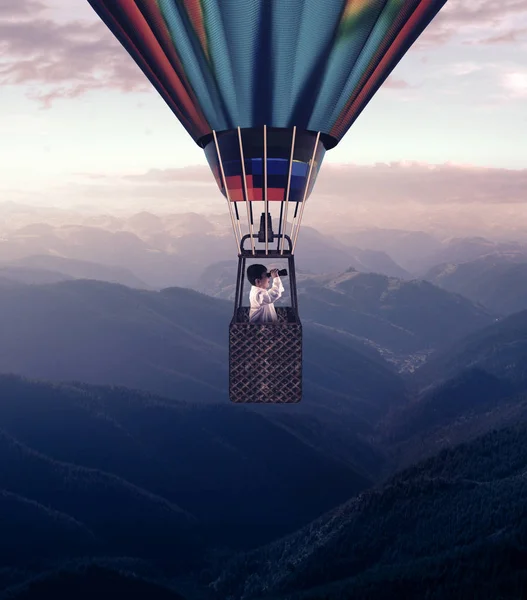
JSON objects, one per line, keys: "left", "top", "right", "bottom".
{"left": 0, "top": 203, "right": 411, "bottom": 286}
{"left": 2, "top": 202, "right": 527, "bottom": 598}
{"left": 424, "top": 252, "right": 527, "bottom": 316}
{"left": 3, "top": 202, "right": 527, "bottom": 292}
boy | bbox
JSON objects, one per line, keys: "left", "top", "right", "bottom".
{"left": 247, "top": 264, "right": 284, "bottom": 323}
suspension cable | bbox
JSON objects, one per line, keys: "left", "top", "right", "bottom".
{"left": 292, "top": 132, "right": 320, "bottom": 254}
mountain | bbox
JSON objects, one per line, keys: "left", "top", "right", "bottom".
{"left": 0, "top": 223, "right": 185, "bottom": 288}
{"left": 0, "top": 278, "right": 405, "bottom": 480}
{"left": 381, "top": 310, "right": 527, "bottom": 467}
{"left": 211, "top": 422, "right": 527, "bottom": 600}
{"left": 297, "top": 270, "right": 494, "bottom": 355}
{"left": 0, "top": 266, "right": 73, "bottom": 286}
{"left": 414, "top": 237, "right": 525, "bottom": 275}
{"left": 0, "top": 279, "right": 229, "bottom": 401}
{"left": 124, "top": 211, "right": 216, "bottom": 239}
{"left": 4, "top": 256, "right": 151, "bottom": 290}
{"left": 0, "top": 375, "right": 371, "bottom": 559}
{"left": 424, "top": 252, "right": 527, "bottom": 315}
{"left": 0, "top": 427, "right": 198, "bottom": 565}
{"left": 0, "top": 276, "right": 405, "bottom": 410}
{"left": 411, "top": 309, "right": 527, "bottom": 390}
{"left": 197, "top": 266, "right": 495, "bottom": 367}
{"left": 1, "top": 216, "right": 410, "bottom": 289}
{"left": 0, "top": 489, "right": 96, "bottom": 565}
{"left": 341, "top": 228, "right": 442, "bottom": 272}
{"left": 350, "top": 248, "right": 412, "bottom": 280}
{"left": 291, "top": 225, "right": 411, "bottom": 279}
{"left": 1, "top": 565, "right": 187, "bottom": 600}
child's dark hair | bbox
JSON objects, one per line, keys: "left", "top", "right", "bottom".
{"left": 247, "top": 264, "right": 267, "bottom": 286}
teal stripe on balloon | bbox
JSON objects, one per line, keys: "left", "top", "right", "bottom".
{"left": 158, "top": 0, "right": 226, "bottom": 127}
{"left": 308, "top": 0, "right": 387, "bottom": 132}
{"left": 287, "top": 0, "right": 345, "bottom": 124}
{"left": 326, "top": 0, "right": 412, "bottom": 129}
{"left": 201, "top": 0, "right": 240, "bottom": 128}
{"left": 207, "top": 0, "right": 263, "bottom": 128}
{"left": 269, "top": 0, "right": 303, "bottom": 126}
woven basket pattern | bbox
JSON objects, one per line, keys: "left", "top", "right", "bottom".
{"left": 229, "top": 308, "right": 302, "bottom": 403}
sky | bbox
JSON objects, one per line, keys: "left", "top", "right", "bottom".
{"left": 1, "top": 0, "right": 527, "bottom": 237}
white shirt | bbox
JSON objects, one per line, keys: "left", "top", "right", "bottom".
{"left": 249, "top": 277, "right": 285, "bottom": 323}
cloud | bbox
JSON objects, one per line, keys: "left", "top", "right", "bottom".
{"left": 0, "top": 0, "right": 148, "bottom": 106}
{"left": 502, "top": 72, "right": 527, "bottom": 98}
{"left": 5, "top": 162, "right": 527, "bottom": 238}
{"left": 0, "top": 0, "right": 46, "bottom": 17}
{"left": 449, "top": 62, "right": 484, "bottom": 76}
{"left": 122, "top": 167, "right": 215, "bottom": 184}
{"left": 439, "top": 0, "right": 527, "bottom": 26}
{"left": 384, "top": 77, "right": 411, "bottom": 89}
{"left": 4, "top": 0, "right": 523, "bottom": 111}
{"left": 72, "top": 162, "right": 527, "bottom": 207}
{"left": 473, "top": 27, "right": 527, "bottom": 45}
{"left": 315, "top": 162, "right": 527, "bottom": 205}
{"left": 423, "top": 0, "right": 527, "bottom": 46}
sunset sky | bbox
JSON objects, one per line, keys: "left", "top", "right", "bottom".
{"left": 1, "top": 0, "right": 526, "bottom": 235}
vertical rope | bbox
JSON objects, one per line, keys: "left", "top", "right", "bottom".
{"left": 280, "top": 126, "right": 296, "bottom": 255}
{"left": 292, "top": 132, "right": 320, "bottom": 254}
{"left": 264, "top": 124, "right": 268, "bottom": 256}
{"left": 213, "top": 130, "right": 242, "bottom": 250}
{"left": 237, "top": 126, "right": 255, "bottom": 255}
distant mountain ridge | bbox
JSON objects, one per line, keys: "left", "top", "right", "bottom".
{"left": 198, "top": 264, "right": 495, "bottom": 366}
{"left": 0, "top": 215, "right": 410, "bottom": 289}
{"left": 0, "top": 266, "right": 74, "bottom": 286}
{"left": 9, "top": 255, "right": 151, "bottom": 289}
{"left": 412, "top": 309, "right": 527, "bottom": 389}
{"left": 415, "top": 236, "right": 526, "bottom": 274}
{"left": 424, "top": 252, "right": 527, "bottom": 315}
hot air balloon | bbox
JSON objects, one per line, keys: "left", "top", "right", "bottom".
{"left": 87, "top": 0, "right": 448, "bottom": 404}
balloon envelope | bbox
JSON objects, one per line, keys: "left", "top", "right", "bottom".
{"left": 87, "top": 0, "right": 447, "bottom": 149}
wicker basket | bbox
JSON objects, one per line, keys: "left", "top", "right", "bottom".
{"left": 229, "top": 307, "right": 302, "bottom": 403}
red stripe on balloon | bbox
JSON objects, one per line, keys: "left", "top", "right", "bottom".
{"left": 331, "top": 0, "right": 436, "bottom": 139}
{"left": 88, "top": 0, "right": 202, "bottom": 138}
{"left": 113, "top": 0, "right": 209, "bottom": 138}
{"left": 135, "top": 0, "right": 206, "bottom": 120}
{"left": 182, "top": 0, "right": 209, "bottom": 60}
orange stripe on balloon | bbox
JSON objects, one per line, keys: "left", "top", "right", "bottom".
{"left": 182, "top": 0, "right": 209, "bottom": 60}
{"left": 115, "top": 0, "right": 209, "bottom": 137}
{"left": 342, "top": 0, "right": 374, "bottom": 20}
{"left": 331, "top": 0, "right": 435, "bottom": 139}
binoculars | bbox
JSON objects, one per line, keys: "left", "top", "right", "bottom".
{"left": 267, "top": 269, "right": 288, "bottom": 277}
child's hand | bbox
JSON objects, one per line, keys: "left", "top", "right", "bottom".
{"left": 270, "top": 269, "right": 279, "bottom": 278}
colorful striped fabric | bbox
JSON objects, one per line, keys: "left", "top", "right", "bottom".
{"left": 203, "top": 127, "right": 325, "bottom": 203}
{"left": 87, "top": 0, "right": 447, "bottom": 148}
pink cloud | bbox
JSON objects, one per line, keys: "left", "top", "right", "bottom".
{"left": 77, "top": 162, "right": 527, "bottom": 207}
{"left": 59, "top": 162, "right": 527, "bottom": 238}
{"left": 421, "top": 0, "right": 527, "bottom": 46}
{"left": 0, "top": 1, "right": 148, "bottom": 106}
{"left": 475, "top": 27, "right": 527, "bottom": 44}
{"left": 0, "top": 0, "right": 46, "bottom": 17}
{"left": 384, "top": 77, "right": 411, "bottom": 89}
